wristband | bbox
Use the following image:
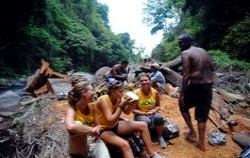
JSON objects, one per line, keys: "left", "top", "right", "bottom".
{"left": 119, "top": 104, "right": 125, "bottom": 110}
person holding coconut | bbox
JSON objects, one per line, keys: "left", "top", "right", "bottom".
{"left": 65, "top": 81, "right": 110, "bottom": 158}
{"left": 96, "top": 79, "right": 162, "bottom": 158}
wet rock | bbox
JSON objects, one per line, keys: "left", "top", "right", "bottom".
{"left": 0, "top": 91, "right": 21, "bottom": 112}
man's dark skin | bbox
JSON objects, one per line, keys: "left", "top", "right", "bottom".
{"left": 110, "top": 60, "right": 129, "bottom": 82}
{"left": 178, "top": 34, "right": 214, "bottom": 151}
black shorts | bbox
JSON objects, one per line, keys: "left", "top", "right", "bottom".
{"left": 99, "top": 123, "right": 119, "bottom": 136}
{"left": 69, "top": 154, "right": 84, "bottom": 158}
{"left": 180, "top": 83, "right": 213, "bottom": 122}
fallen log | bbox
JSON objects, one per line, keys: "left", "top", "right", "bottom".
{"left": 160, "top": 55, "right": 182, "bottom": 70}
{"left": 216, "top": 88, "right": 246, "bottom": 102}
{"left": 211, "top": 92, "right": 231, "bottom": 121}
{"left": 208, "top": 109, "right": 229, "bottom": 133}
{"left": 161, "top": 67, "right": 182, "bottom": 87}
{"left": 232, "top": 132, "right": 250, "bottom": 149}
{"left": 25, "top": 59, "right": 69, "bottom": 95}
{"left": 230, "top": 115, "right": 250, "bottom": 132}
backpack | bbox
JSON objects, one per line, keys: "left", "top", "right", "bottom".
{"left": 106, "top": 132, "right": 144, "bottom": 158}
{"left": 106, "top": 118, "right": 144, "bottom": 158}
{"left": 150, "top": 118, "right": 179, "bottom": 141}
{"left": 162, "top": 118, "right": 180, "bottom": 141}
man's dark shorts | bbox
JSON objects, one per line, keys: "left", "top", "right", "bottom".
{"left": 180, "top": 83, "right": 213, "bottom": 122}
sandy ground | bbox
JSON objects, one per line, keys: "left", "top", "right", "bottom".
{"left": 121, "top": 95, "right": 242, "bottom": 158}
{"left": 54, "top": 94, "right": 242, "bottom": 158}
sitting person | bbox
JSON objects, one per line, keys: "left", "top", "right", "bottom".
{"left": 149, "top": 63, "right": 166, "bottom": 93}
{"left": 106, "top": 60, "right": 129, "bottom": 83}
{"left": 133, "top": 73, "right": 167, "bottom": 149}
{"left": 65, "top": 81, "right": 110, "bottom": 158}
{"left": 96, "top": 80, "right": 162, "bottom": 158}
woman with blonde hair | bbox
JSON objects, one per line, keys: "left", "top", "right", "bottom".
{"left": 65, "top": 81, "right": 110, "bottom": 158}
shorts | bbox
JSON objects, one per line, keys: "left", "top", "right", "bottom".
{"left": 180, "top": 83, "right": 213, "bottom": 122}
{"left": 99, "top": 123, "right": 119, "bottom": 136}
{"left": 69, "top": 154, "right": 84, "bottom": 158}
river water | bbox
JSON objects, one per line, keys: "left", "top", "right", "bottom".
{"left": 0, "top": 85, "right": 26, "bottom": 95}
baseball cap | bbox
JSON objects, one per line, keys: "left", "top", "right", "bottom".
{"left": 150, "top": 63, "right": 160, "bottom": 70}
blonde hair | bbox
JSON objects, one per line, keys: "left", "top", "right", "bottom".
{"left": 68, "top": 82, "right": 91, "bottom": 108}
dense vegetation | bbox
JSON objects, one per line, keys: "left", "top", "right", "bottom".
{"left": 0, "top": 0, "right": 249, "bottom": 79}
{"left": 144, "top": 0, "right": 250, "bottom": 66}
{"left": 0, "top": 0, "right": 139, "bottom": 78}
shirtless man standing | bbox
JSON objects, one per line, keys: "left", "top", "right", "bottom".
{"left": 178, "top": 34, "right": 214, "bottom": 151}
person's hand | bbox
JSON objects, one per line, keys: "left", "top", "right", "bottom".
{"left": 145, "top": 111, "right": 153, "bottom": 117}
{"left": 149, "top": 109, "right": 156, "bottom": 114}
{"left": 91, "top": 126, "right": 100, "bottom": 142}
{"left": 121, "top": 94, "right": 134, "bottom": 105}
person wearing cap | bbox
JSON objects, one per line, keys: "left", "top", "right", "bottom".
{"left": 178, "top": 33, "right": 214, "bottom": 151}
{"left": 149, "top": 63, "right": 166, "bottom": 93}
{"left": 106, "top": 60, "right": 129, "bottom": 83}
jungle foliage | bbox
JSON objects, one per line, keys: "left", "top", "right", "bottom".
{"left": 144, "top": 0, "right": 250, "bottom": 64}
{"left": 0, "top": 0, "right": 139, "bottom": 77}
{"left": 0, "top": 0, "right": 249, "bottom": 78}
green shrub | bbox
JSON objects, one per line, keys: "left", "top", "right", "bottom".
{"left": 208, "top": 50, "right": 250, "bottom": 69}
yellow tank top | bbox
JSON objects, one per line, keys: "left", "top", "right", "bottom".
{"left": 96, "top": 95, "right": 120, "bottom": 130}
{"left": 135, "top": 87, "right": 157, "bottom": 112}
{"left": 75, "top": 103, "right": 94, "bottom": 127}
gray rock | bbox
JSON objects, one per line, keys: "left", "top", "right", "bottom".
{"left": 0, "top": 91, "right": 21, "bottom": 112}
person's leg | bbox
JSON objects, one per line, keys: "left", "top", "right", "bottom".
{"left": 117, "top": 120, "right": 161, "bottom": 157}
{"left": 153, "top": 113, "right": 167, "bottom": 148}
{"left": 181, "top": 84, "right": 197, "bottom": 138}
{"left": 195, "top": 121, "right": 206, "bottom": 151}
{"left": 134, "top": 115, "right": 151, "bottom": 127}
{"left": 181, "top": 112, "right": 197, "bottom": 138}
{"left": 100, "top": 131, "right": 133, "bottom": 158}
{"left": 194, "top": 83, "right": 212, "bottom": 151}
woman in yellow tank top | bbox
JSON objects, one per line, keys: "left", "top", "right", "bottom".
{"left": 65, "top": 81, "right": 110, "bottom": 158}
{"left": 96, "top": 80, "right": 162, "bottom": 158}
{"left": 133, "top": 73, "right": 167, "bottom": 149}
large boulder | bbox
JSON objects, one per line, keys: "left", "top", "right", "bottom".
{"left": 47, "top": 78, "right": 72, "bottom": 97}
{"left": 71, "top": 72, "right": 96, "bottom": 83}
{"left": 94, "top": 67, "right": 111, "bottom": 81}
{"left": 0, "top": 91, "right": 21, "bottom": 112}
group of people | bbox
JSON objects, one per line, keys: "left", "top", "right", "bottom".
{"left": 65, "top": 33, "right": 214, "bottom": 158}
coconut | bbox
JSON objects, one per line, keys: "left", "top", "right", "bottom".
{"left": 124, "top": 91, "right": 139, "bottom": 101}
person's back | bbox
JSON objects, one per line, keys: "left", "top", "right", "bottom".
{"left": 182, "top": 46, "right": 213, "bottom": 84}
{"left": 178, "top": 33, "right": 214, "bottom": 151}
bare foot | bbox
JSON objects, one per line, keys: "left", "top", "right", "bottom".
{"left": 183, "top": 132, "right": 197, "bottom": 139}
{"left": 194, "top": 142, "right": 205, "bottom": 151}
